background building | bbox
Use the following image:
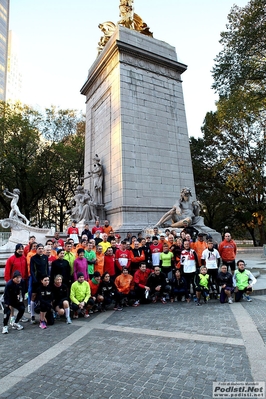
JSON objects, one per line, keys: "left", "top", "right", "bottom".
{"left": 6, "top": 30, "right": 22, "bottom": 101}
{"left": 0, "top": 0, "right": 9, "bottom": 101}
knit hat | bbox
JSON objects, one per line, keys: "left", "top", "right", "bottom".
{"left": 15, "top": 243, "right": 23, "bottom": 251}
{"left": 13, "top": 270, "right": 22, "bottom": 278}
{"left": 77, "top": 272, "right": 84, "bottom": 278}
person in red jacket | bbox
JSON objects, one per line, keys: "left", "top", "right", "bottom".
{"left": 67, "top": 220, "right": 79, "bottom": 245}
{"left": 150, "top": 236, "right": 163, "bottom": 267}
{"left": 133, "top": 262, "right": 152, "bottom": 307}
{"left": 130, "top": 241, "right": 145, "bottom": 275}
{"left": 53, "top": 231, "right": 65, "bottom": 248}
{"left": 104, "top": 247, "right": 116, "bottom": 280}
{"left": 5, "top": 244, "right": 28, "bottom": 283}
{"left": 91, "top": 220, "right": 104, "bottom": 236}
{"left": 218, "top": 232, "right": 237, "bottom": 272}
{"left": 115, "top": 241, "right": 131, "bottom": 273}
{"left": 88, "top": 271, "right": 104, "bottom": 311}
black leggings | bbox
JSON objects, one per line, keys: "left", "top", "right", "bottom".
{"left": 3, "top": 302, "right": 25, "bottom": 326}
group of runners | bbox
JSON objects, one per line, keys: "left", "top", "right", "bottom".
{"left": 1, "top": 221, "right": 257, "bottom": 333}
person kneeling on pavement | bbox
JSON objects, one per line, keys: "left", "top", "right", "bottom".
{"left": 217, "top": 265, "right": 234, "bottom": 304}
{"left": 98, "top": 272, "right": 121, "bottom": 311}
{"left": 70, "top": 272, "right": 93, "bottom": 318}
{"left": 195, "top": 266, "right": 210, "bottom": 306}
{"left": 132, "top": 262, "right": 153, "bottom": 307}
{"left": 2, "top": 270, "right": 26, "bottom": 334}
{"left": 170, "top": 269, "right": 190, "bottom": 302}
{"left": 52, "top": 274, "right": 72, "bottom": 324}
{"left": 88, "top": 271, "right": 104, "bottom": 312}
{"left": 146, "top": 266, "right": 171, "bottom": 304}
{"left": 115, "top": 268, "right": 136, "bottom": 307}
{"left": 233, "top": 260, "right": 257, "bottom": 302}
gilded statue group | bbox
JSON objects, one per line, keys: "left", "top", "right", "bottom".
{"left": 97, "top": 0, "right": 153, "bottom": 54}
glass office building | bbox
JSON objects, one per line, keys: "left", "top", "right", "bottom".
{"left": 0, "top": 0, "right": 9, "bottom": 100}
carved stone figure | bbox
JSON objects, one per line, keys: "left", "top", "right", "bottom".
{"left": 3, "top": 188, "right": 30, "bottom": 225}
{"left": 80, "top": 189, "right": 98, "bottom": 223}
{"left": 67, "top": 185, "right": 99, "bottom": 223}
{"left": 88, "top": 154, "right": 103, "bottom": 205}
{"left": 156, "top": 187, "right": 201, "bottom": 228}
{"left": 67, "top": 185, "right": 84, "bottom": 221}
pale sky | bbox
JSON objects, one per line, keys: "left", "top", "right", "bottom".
{"left": 10, "top": 0, "right": 248, "bottom": 138}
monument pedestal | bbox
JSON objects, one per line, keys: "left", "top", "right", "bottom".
{"left": 81, "top": 26, "right": 195, "bottom": 234}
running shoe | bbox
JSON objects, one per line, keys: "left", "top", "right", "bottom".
{"left": 39, "top": 321, "right": 47, "bottom": 329}
{"left": 243, "top": 294, "right": 252, "bottom": 302}
{"left": 12, "top": 323, "right": 24, "bottom": 330}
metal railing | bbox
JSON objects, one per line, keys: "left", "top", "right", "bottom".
{"left": 0, "top": 232, "right": 11, "bottom": 246}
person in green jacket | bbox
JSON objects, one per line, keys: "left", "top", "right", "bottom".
{"left": 195, "top": 266, "right": 210, "bottom": 306}
{"left": 233, "top": 260, "right": 257, "bottom": 302}
{"left": 70, "top": 272, "right": 93, "bottom": 318}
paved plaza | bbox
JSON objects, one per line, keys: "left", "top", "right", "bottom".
{"left": 0, "top": 294, "right": 266, "bottom": 399}
{"left": 0, "top": 252, "right": 265, "bottom": 399}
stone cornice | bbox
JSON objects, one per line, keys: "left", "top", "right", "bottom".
{"left": 116, "top": 40, "right": 187, "bottom": 76}
{"left": 105, "top": 206, "right": 170, "bottom": 215}
{"left": 81, "top": 28, "right": 187, "bottom": 97}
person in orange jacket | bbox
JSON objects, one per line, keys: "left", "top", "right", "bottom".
{"left": 219, "top": 232, "right": 237, "bottom": 273}
{"left": 193, "top": 233, "right": 208, "bottom": 267}
{"left": 95, "top": 245, "right": 105, "bottom": 276}
{"left": 115, "top": 268, "right": 135, "bottom": 306}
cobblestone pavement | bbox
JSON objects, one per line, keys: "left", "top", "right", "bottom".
{"left": 0, "top": 297, "right": 265, "bottom": 399}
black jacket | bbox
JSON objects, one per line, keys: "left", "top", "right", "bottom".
{"left": 4, "top": 279, "right": 26, "bottom": 305}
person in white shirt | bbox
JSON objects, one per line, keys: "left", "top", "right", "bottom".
{"left": 180, "top": 240, "right": 199, "bottom": 297}
{"left": 201, "top": 240, "right": 220, "bottom": 298}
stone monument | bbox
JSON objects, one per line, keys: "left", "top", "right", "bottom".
{"left": 81, "top": 2, "right": 195, "bottom": 234}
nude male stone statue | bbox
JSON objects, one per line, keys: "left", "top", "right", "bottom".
{"left": 3, "top": 188, "right": 30, "bottom": 225}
